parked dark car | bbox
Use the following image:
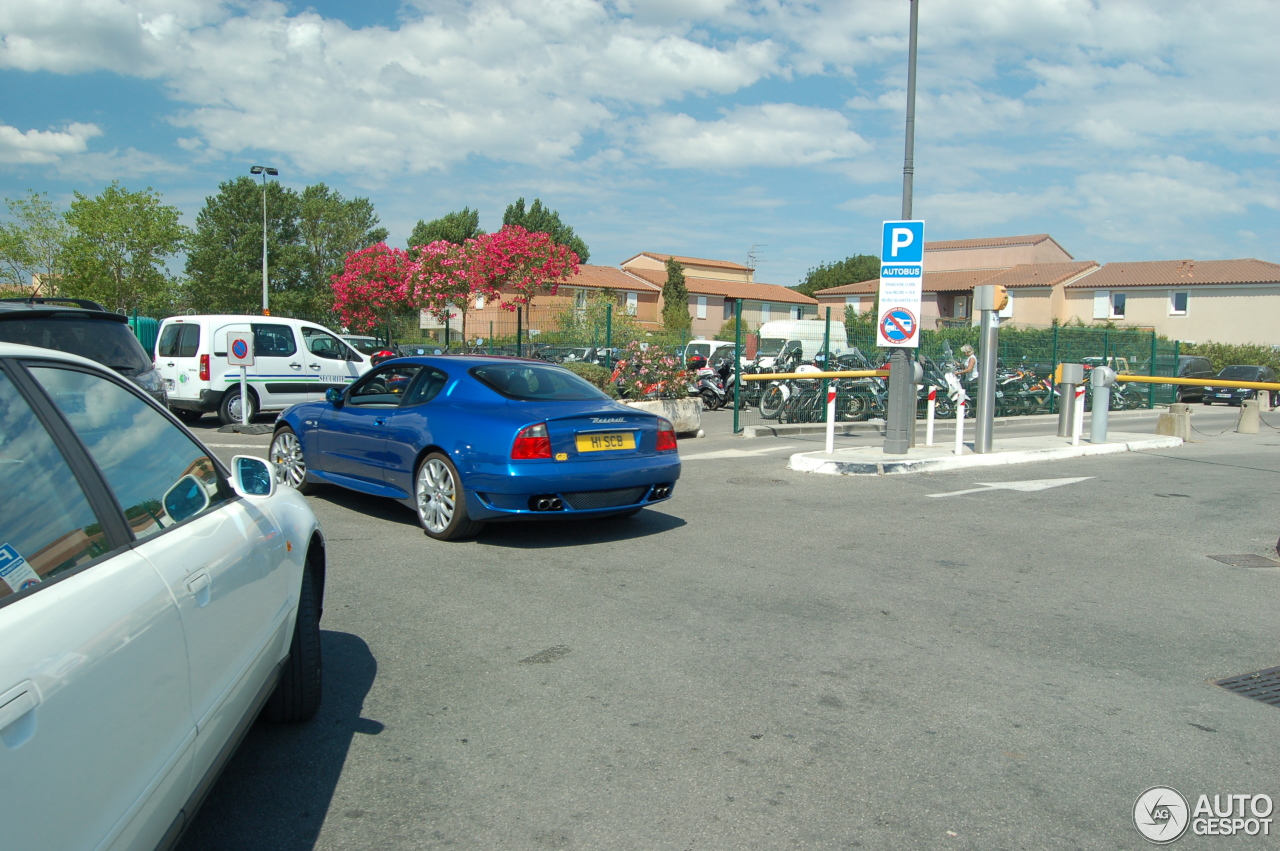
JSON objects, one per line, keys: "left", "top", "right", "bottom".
{"left": 1202, "top": 364, "right": 1278, "bottom": 406}
{"left": 1174, "top": 355, "right": 1214, "bottom": 402}
{"left": 0, "top": 297, "right": 167, "bottom": 405}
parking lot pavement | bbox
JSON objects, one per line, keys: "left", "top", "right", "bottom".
{"left": 179, "top": 407, "right": 1280, "bottom": 850}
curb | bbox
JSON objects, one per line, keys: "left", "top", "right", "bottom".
{"left": 788, "top": 435, "right": 1183, "bottom": 476}
{"left": 741, "top": 408, "right": 1164, "bottom": 439}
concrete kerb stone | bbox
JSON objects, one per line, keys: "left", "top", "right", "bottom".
{"left": 788, "top": 433, "right": 1183, "bottom": 476}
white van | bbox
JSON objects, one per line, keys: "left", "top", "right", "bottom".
{"left": 755, "top": 320, "right": 848, "bottom": 368}
{"left": 155, "top": 315, "right": 373, "bottom": 424}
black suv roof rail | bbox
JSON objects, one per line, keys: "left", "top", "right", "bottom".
{"left": 0, "top": 296, "right": 108, "bottom": 311}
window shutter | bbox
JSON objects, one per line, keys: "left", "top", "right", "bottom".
{"left": 1092, "top": 291, "right": 1110, "bottom": 319}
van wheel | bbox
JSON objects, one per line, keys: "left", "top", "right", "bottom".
{"left": 218, "top": 387, "right": 258, "bottom": 425}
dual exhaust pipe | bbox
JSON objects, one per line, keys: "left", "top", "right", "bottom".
{"left": 529, "top": 495, "right": 564, "bottom": 512}
{"left": 650, "top": 484, "right": 672, "bottom": 500}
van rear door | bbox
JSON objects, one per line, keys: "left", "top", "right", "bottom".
{"left": 156, "top": 320, "right": 202, "bottom": 405}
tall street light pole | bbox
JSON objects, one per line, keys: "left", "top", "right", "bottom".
{"left": 250, "top": 165, "right": 279, "bottom": 315}
{"left": 884, "top": 0, "right": 920, "bottom": 454}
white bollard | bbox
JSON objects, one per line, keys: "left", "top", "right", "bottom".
{"left": 954, "top": 400, "right": 966, "bottom": 455}
{"left": 825, "top": 385, "right": 837, "bottom": 454}
{"left": 1072, "top": 386, "right": 1085, "bottom": 446}
{"left": 925, "top": 387, "right": 936, "bottom": 446}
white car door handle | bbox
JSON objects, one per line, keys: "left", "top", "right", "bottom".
{"left": 309, "top": 364, "right": 321, "bottom": 370}
{"left": 289, "top": 362, "right": 303, "bottom": 370}
{"left": 0, "top": 681, "right": 39, "bottom": 740}
{"left": 186, "top": 570, "right": 211, "bottom": 607}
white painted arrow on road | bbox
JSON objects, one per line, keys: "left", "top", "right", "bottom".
{"left": 927, "top": 476, "right": 1094, "bottom": 498}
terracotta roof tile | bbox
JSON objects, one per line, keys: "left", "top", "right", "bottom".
{"left": 816, "top": 262, "right": 1101, "bottom": 297}
{"left": 561, "top": 264, "right": 662, "bottom": 291}
{"left": 815, "top": 269, "right": 1003, "bottom": 296}
{"left": 924, "top": 234, "right": 1053, "bottom": 251}
{"left": 621, "top": 252, "right": 751, "bottom": 272}
{"left": 981, "top": 261, "right": 1100, "bottom": 289}
{"left": 627, "top": 268, "right": 817, "bottom": 304}
{"left": 1064, "top": 258, "right": 1280, "bottom": 288}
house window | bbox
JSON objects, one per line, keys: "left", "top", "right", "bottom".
{"left": 790, "top": 306, "right": 800, "bottom": 320}
{"left": 1169, "top": 291, "right": 1188, "bottom": 316}
{"left": 723, "top": 300, "right": 735, "bottom": 320}
{"left": 1111, "top": 292, "right": 1127, "bottom": 319}
{"left": 475, "top": 295, "right": 486, "bottom": 310}
{"left": 761, "top": 303, "right": 771, "bottom": 322}
{"left": 696, "top": 296, "right": 707, "bottom": 320}
{"left": 574, "top": 289, "right": 587, "bottom": 310}
{"left": 626, "top": 292, "right": 638, "bottom": 315}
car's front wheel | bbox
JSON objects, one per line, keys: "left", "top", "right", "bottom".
{"left": 270, "top": 426, "right": 317, "bottom": 495}
{"left": 415, "top": 453, "right": 483, "bottom": 541}
{"left": 262, "top": 566, "right": 322, "bottom": 723}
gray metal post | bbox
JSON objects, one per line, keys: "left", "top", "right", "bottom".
{"left": 1057, "top": 383, "right": 1076, "bottom": 436}
{"left": 884, "top": 0, "right": 920, "bottom": 457}
{"left": 974, "top": 309, "right": 999, "bottom": 453}
{"left": 1090, "top": 385, "right": 1110, "bottom": 443}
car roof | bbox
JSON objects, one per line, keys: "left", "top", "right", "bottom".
{"left": 0, "top": 340, "right": 115, "bottom": 370}
{"left": 0, "top": 298, "right": 128, "bottom": 324}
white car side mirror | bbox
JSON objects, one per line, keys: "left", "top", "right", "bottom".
{"left": 231, "top": 455, "right": 277, "bottom": 499}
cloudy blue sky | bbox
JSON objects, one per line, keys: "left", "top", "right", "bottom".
{"left": 1, "top": 0, "right": 1276, "bottom": 287}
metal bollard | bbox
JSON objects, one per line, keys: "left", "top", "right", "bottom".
{"left": 1056, "top": 363, "right": 1084, "bottom": 438}
{"left": 1089, "top": 366, "right": 1116, "bottom": 444}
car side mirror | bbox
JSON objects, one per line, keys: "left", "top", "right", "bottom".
{"left": 230, "top": 455, "right": 276, "bottom": 498}
{"left": 326, "top": 387, "right": 344, "bottom": 406}
{"left": 162, "top": 474, "right": 211, "bottom": 523}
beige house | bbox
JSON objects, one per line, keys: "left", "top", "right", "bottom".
{"left": 1062, "top": 258, "right": 1280, "bottom": 345}
{"left": 621, "top": 252, "right": 818, "bottom": 338}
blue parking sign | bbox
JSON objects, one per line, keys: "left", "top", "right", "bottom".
{"left": 881, "top": 221, "right": 925, "bottom": 264}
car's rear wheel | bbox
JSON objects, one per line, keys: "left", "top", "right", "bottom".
{"left": 262, "top": 567, "right": 322, "bottom": 723}
{"left": 416, "top": 453, "right": 483, "bottom": 541}
{"left": 173, "top": 408, "right": 204, "bottom": 424}
{"left": 218, "top": 387, "right": 258, "bottom": 425}
{"left": 270, "top": 426, "right": 317, "bottom": 495}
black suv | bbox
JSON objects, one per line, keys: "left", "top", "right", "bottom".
{"left": 0, "top": 297, "right": 167, "bottom": 405}
{"left": 1174, "top": 355, "right": 1214, "bottom": 402}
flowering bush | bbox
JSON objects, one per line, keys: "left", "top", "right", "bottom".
{"left": 331, "top": 243, "right": 413, "bottom": 331}
{"left": 410, "top": 239, "right": 487, "bottom": 323}
{"left": 610, "top": 341, "right": 689, "bottom": 400}
{"left": 467, "top": 225, "right": 579, "bottom": 309}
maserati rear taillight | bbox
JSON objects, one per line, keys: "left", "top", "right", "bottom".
{"left": 512, "top": 423, "right": 552, "bottom": 460}
{"left": 199, "top": 354, "right": 210, "bottom": 381}
{"left": 655, "top": 418, "right": 677, "bottom": 452}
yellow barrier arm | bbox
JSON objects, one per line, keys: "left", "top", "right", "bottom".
{"left": 1116, "top": 374, "right": 1280, "bottom": 391}
{"left": 740, "top": 369, "right": 890, "bottom": 381}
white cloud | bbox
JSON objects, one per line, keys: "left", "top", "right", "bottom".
{"left": 0, "top": 122, "right": 101, "bottom": 164}
{"left": 639, "top": 104, "right": 869, "bottom": 169}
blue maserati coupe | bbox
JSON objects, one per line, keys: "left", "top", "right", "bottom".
{"left": 269, "top": 355, "right": 681, "bottom": 540}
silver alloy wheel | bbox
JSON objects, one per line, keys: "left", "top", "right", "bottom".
{"left": 271, "top": 430, "right": 307, "bottom": 488}
{"left": 417, "top": 458, "right": 457, "bottom": 534}
{"left": 227, "top": 392, "right": 255, "bottom": 423}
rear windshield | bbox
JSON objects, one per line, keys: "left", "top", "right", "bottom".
{"left": 157, "top": 323, "right": 200, "bottom": 358}
{"left": 471, "top": 364, "right": 610, "bottom": 401}
{"left": 1216, "top": 366, "right": 1262, "bottom": 380}
{"left": 0, "top": 315, "right": 152, "bottom": 375}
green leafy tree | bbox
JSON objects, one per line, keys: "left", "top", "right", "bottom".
{"left": 61, "top": 181, "right": 189, "bottom": 314}
{"left": 796, "top": 254, "right": 880, "bottom": 298}
{"left": 184, "top": 176, "right": 304, "bottom": 315}
{"left": 295, "top": 183, "right": 388, "bottom": 318}
{"left": 502, "top": 197, "right": 589, "bottom": 262}
{"left": 0, "top": 190, "right": 71, "bottom": 295}
{"left": 660, "top": 257, "right": 691, "bottom": 334}
{"left": 553, "top": 288, "right": 645, "bottom": 348}
{"left": 409, "top": 207, "right": 483, "bottom": 249}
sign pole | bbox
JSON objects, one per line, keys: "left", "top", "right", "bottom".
{"left": 239, "top": 366, "right": 249, "bottom": 426}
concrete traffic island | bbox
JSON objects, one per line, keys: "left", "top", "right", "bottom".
{"left": 788, "top": 432, "right": 1183, "bottom": 476}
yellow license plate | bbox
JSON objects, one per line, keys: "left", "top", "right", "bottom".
{"left": 576, "top": 432, "right": 636, "bottom": 453}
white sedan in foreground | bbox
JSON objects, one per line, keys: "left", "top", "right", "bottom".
{"left": 0, "top": 341, "right": 326, "bottom": 851}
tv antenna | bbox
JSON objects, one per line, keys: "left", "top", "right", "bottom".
{"left": 747, "top": 243, "right": 768, "bottom": 270}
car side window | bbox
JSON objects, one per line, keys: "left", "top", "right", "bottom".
{"left": 252, "top": 323, "right": 297, "bottom": 357}
{"left": 350, "top": 364, "right": 423, "bottom": 406}
{"left": 402, "top": 367, "right": 448, "bottom": 406}
{"left": 28, "top": 366, "right": 230, "bottom": 541}
{"left": 0, "top": 369, "right": 110, "bottom": 603}
{"left": 302, "top": 327, "right": 352, "bottom": 361}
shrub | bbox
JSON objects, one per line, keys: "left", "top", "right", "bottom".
{"left": 560, "top": 361, "right": 619, "bottom": 398}
{"left": 614, "top": 340, "right": 689, "bottom": 399}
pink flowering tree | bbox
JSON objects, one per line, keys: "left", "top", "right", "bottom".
{"left": 468, "top": 225, "right": 580, "bottom": 310}
{"left": 409, "top": 239, "right": 492, "bottom": 342}
{"left": 331, "top": 243, "right": 414, "bottom": 339}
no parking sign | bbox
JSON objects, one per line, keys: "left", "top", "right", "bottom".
{"left": 227, "top": 332, "right": 255, "bottom": 366}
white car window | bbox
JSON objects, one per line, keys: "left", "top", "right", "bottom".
{"left": 0, "top": 369, "right": 108, "bottom": 603}
{"left": 29, "top": 366, "right": 230, "bottom": 540}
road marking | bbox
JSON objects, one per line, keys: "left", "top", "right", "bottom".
{"left": 682, "top": 444, "right": 800, "bottom": 461}
{"left": 927, "top": 476, "right": 1094, "bottom": 498}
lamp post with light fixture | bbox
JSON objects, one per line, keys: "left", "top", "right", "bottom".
{"left": 250, "top": 165, "right": 279, "bottom": 315}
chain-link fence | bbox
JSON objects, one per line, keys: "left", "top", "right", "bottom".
{"left": 724, "top": 308, "right": 1182, "bottom": 434}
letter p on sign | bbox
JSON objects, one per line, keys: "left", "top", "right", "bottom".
{"left": 880, "top": 220, "right": 925, "bottom": 264}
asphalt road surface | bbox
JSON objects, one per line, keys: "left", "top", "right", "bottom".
{"left": 180, "top": 404, "right": 1280, "bottom": 850}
